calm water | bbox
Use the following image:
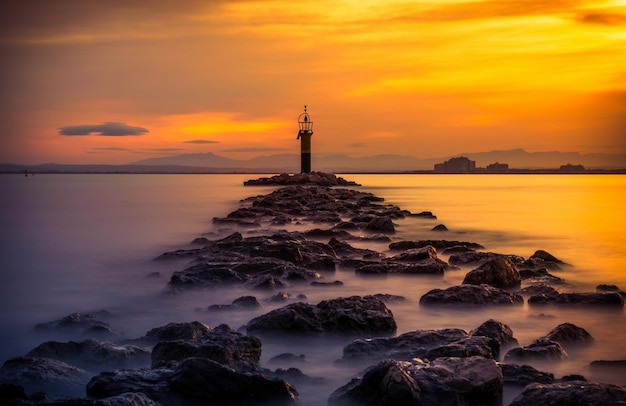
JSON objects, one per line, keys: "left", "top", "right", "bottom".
{"left": 0, "top": 173, "right": 624, "bottom": 404}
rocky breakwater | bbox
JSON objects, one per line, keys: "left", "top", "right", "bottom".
{"left": 2, "top": 172, "right": 625, "bottom": 405}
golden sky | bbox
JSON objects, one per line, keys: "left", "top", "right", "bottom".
{"left": 1, "top": 0, "right": 625, "bottom": 164}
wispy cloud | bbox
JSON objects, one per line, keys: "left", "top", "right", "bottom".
{"left": 59, "top": 122, "right": 148, "bottom": 136}
{"left": 575, "top": 11, "right": 626, "bottom": 25}
{"left": 90, "top": 147, "right": 131, "bottom": 151}
{"left": 221, "top": 147, "right": 290, "bottom": 153}
{"left": 184, "top": 139, "right": 220, "bottom": 144}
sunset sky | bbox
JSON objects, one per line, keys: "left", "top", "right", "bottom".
{"left": 1, "top": 0, "right": 625, "bottom": 165}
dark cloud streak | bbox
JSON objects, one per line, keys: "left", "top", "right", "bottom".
{"left": 184, "top": 139, "right": 220, "bottom": 144}
{"left": 59, "top": 122, "right": 148, "bottom": 136}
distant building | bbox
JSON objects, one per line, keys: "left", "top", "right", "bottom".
{"left": 486, "top": 162, "right": 509, "bottom": 173}
{"left": 434, "top": 156, "right": 476, "bottom": 173}
{"left": 559, "top": 164, "right": 585, "bottom": 173}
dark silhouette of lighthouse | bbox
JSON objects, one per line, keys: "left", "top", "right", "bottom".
{"left": 297, "top": 105, "right": 313, "bottom": 173}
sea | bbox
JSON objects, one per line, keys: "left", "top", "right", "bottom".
{"left": 0, "top": 173, "right": 625, "bottom": 404}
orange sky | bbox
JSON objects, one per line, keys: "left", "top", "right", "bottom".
{"left": 1, "top": 0, "right": 625, "bottom": 164}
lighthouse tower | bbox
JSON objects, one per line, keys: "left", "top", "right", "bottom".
{"left": 297, "top": 105, "right": 313, "bottom": 173}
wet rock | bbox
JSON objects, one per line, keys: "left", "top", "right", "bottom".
{"left": 462, "top": 256, "right": 522, "bottom": 289}
{"left": 364, "top": 216, "right": 395, "bottom": 234}
{"left": 504, "top": 339, "right": 568, "bottom": 362}
{"left": 25, "top": 339, "right": 151, "bottom": 371}
{"left": 518, "top": 250, "right": 566, "bottom": 271}
{"left": 499, "top": 363, "right": 555, "bottom": 386}
{"left": 518, "top": 283, "right": 560, "bottom": 298}
{"left": 244, "top": 171, "right": 360, "bottom": 186}
{"left": 0, "top": 357, "right": 90, "bottom": 398}
{"left": 356, "top": 258, "right": 448, "bottom": 275}
{"left": 528, "top": 292, "right": 624, "bottom": 306}
{"left": 207, "top": 295, "right": 262, "bottom": 311}
{"left": 246, "top": 295, "right": 397, "bottom": 335}
{"left": 339, "top": 328, "right": 496, "bottom": 362}
{"left": 34, "top": 312, "right": 120, "bottom": 340}
{"left": 539, "top": 323, "right": 594, "bottom": 348}
{"left": 389, "top": 240, "right": 484, "bottom": 251}
{"left": 419, "top": 284, "right": 524, "bottom": 306}
{"left": 470, "top": 319, "right": 519, "bottom": 349}
{"left": 387, "top": 245, "right": 438, "bottom": 262}
{"left": 371, "top": 293, "right": 406, "bottom": 303}
{"left": 151, "top": 324, "right": 261, "bottom": 369}
{"left": 130, "top": 321, "right": 212, "bottom": 345}
{"left": 518, "top": 268, "right": 564, "bottom": 285}
{"left": 508, "top": 380, "right": 626, "bottom": 406}
{"left": 329, "top": 356, "right": 503, "bottom": 406}
{"left": 87, "top": 357, "right": 298, "bottom": 405}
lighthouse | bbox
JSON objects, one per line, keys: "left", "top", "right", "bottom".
{"left": 297, "top": 105, "right": 313, "bottom": 173}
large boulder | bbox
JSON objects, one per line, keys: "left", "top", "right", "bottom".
{"left": 504, "top": 339, "right": 568, "bottom": 362}
{"left": 329, "top": 356, "right": 503, "bottom": 406}
{"left": 339, "top": 328, "right": 497, "bottom": 363}
{"left": 499, "top": 363, "right": 555, "bottom": 386}
{"left": 539, "top": 323, "right": 594, "bottom": 348}
{"left": 509, "top": 380, "right": 626, "bottom": 406}
{"left": 470, "top": 319, "right": 519, "bottom": 349}
{"left": 420, "top": 284, "right": 524, "bottom": 306}
{"left": 462, "top": 256, "right": 522, "bottom": 289}
{"left": 246, "top": 295, "right": 397, "bottom": 335}
{"left": 151, "top": 324, "right": 262, "bottom": 369}
{"left": 130, "top": 321, "right": 212, "bottom": 345}
{"left": 25, "top": 339, "right": 151, "bottom": 371}
{"left": 87, "top": 357, "right": 298, "bottom": 405}
{"left": 0, "top": 357, "right": 90, "bottom": 398}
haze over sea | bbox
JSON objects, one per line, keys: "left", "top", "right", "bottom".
{"left": 1, "top": 173, "right": 625, "bottom": 404}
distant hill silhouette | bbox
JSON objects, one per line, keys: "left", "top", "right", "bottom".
{"left": 2, "top": 149, "right": 624, "bottom": 173}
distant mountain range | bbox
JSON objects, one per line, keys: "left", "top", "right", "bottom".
{"left": 2, "top": 149, "right": 625, "bottom": 174}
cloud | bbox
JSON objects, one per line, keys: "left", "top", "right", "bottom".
{"left": 90, "top": 147, "right": 131, "bottom": 151}
{"left": 184, "top": 139, "right": 220, "bottom": 144}
{"left": 221, "top": 147, "right": 290, "bottom": 153}
{"left": 575, "top": 12, "right": 626, "bottom": 25}
{"left": 59, "top": 122, "right": 149, "bottom": 136}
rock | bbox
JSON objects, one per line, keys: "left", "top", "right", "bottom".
{"left": 470, "top": 319, "right": 519, "bottom": 349}
{"left": 528, "top": 292, "right": 624, "bottom": 306}
{"left": 207, "top": 295, "right": 262, "bottom": 311}
{"left": 409, "top": 211, "right": 437, "bottom": 219}
{"left": 518, "top": 283, "right": 560, "bottom": 298}
{"left": 339, "top": 328, "right": 496, "bottom": 362}
{"left": 518, "top": 268, "right": 564, "bottom": 285}
{"left": 246, "top": 295, "right": 397, "bottom": 335}
{"left": 0, "top": 357, "right": 90, "bottom": 398}
{"left": 0, "top": 383, "right": 29, "bottom": 403}
{"left": 151, "top": 324, "right": 262, "bottom": 369}
{"left": 596, "top": 284, "right": 626, "bottom": 298}
{"left": 462, "top": 256, "right": 522, "bottom": 289}
{"left": 509, "top": 380, "right": 626, "bottom": 406}
{"left": 34, "top": 312, "right": 120, "bottom": 340}
{"left": 387, "top": 246, "right": 438, "bottom": 262}
{"left": 268, "top": 353, "right": 307, "bottom": 366}
{"left": 25, "top": 339, "right": 151, "bottom": 371}
{"left": 329, "top": 356, "right": 503, "bottom": 406}
{"left": 499, "top": 363, "right": 554, "bottom": 386}
{"left": 244, "top": 172, "right": 360, "bottom": 186}
{"left": 364, "top": 216, "right": 395, "bottom": 234}
{"left": 419, "top": 284, "right": 524, "bottom": 306}
{"left": 87, "top": 357, "right": 299, "bottom": 405}
{"left": 589, "top": 359, "right": 626, "bottom": 373}
{"left": 356, "top": 259, "right": 448, "bottom": 275}
{"left": 130, "top": 321, "right": 212, "bottom": 345}
{"left": 432, "top": 224, "right": 448, "bottom": 231}
{"left": 539, "top": 323, "right": 594, "bottom": 348}
{"left": 389, "top": 240, "right": 484, "bottom": 251}
{"left": 504, "top": 339, "right": 568, "bottom": 362}
{"left": 518, "top": 250, "right": 565, "bottom": 271}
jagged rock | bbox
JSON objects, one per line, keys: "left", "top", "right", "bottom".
{"left": 388, "top": 240, "right": 484, "bottom": 251}
{"left": 246, "top": 295, "right": 397, "bottom": 335}
{"left": 207, "top": 295, "right": 262, "bottom": 311}
{"left": 34, "top": 312, "right": 120, "bottom": 340}
{"left": 528, "top": 292, "right": 624, "bottom": 306}
{"left": 87, "top": 357, "right": 298, "bottom": 405}
{"left": 329, "top": 356, "right": 503, "bottom": 406}
{"left": 151, "top": 324, "right": 262, "bottom": 369}
{"left": 470, "top": 319, "right": 519, "bottom": 349}
{"left": 0, "top": 357, "right": 90, "bottom": 398}
{"left": 509, "top": 380, "right": 626, "bottom": 406}
{"left": 499, "top": 363, "right": 555, "bottom": 386}
{"left": 419, "top": 284, "right": 524, "bottom": 306}
{"left": 25, "top": 339, "right": 151, "bottom": 371}
{"left": 130, "top": 321, "right": 212, "bottom": 345}
{"left": 462, "top": 256, "right": 522, "bottom": 289}
{"left": 339, "top": 327, "right": 497, "bottom": 363}
{"left": 539, "top": 323, "right": 594, "bottom": 348}
{"left": 504, "top": 339, "right": 568, "bottom": 362}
